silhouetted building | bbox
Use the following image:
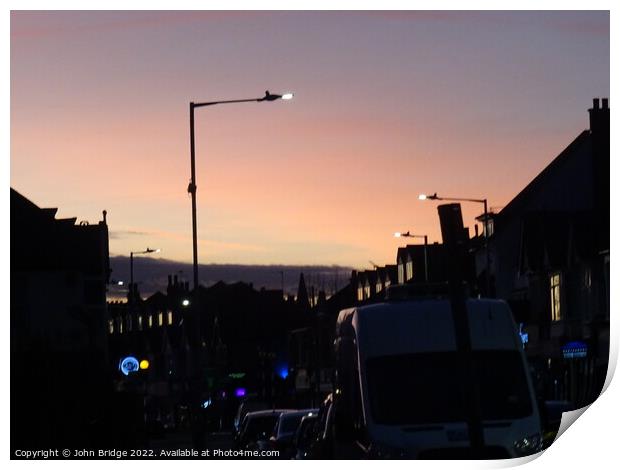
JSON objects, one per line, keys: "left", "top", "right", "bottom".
{"left": 375, "top": 264, "right": 398, "bottom": 294}
{"left": 108, "top": 278, "right": 297, "bottom": 423}
{"left": 296, "top": 272, "right": 310, "bottom": 311}
{"left": 471, "top": 213, "right": 497, "bottom": 297}
{"left": 11, "top": 188, "right": 111, "bottom": 449}
{"left": 396, "top": 243, "right": 453, "bottom": 286}
{"left": 489, "top": 99, "right": 609, "bottom": 406}
{"left": 288, "top": 280, "right": 357, "bottom": 407}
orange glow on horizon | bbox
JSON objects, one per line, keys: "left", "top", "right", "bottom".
{"left": 11, "top": 11, "right": 609, "bottom": 270}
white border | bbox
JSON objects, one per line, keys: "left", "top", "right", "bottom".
{"left": 4, "top": 3, "right": 616, "bottom": 469}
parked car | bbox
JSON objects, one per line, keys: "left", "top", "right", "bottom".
{"left": 303, "top": 393, "right": 335, "bottom": 459}
{"left": 234, "top": 409, "right": 291, "bottom": 450}
{"left": 258, "top": 409, "right": 318, "bottom": 458}
{"left": 292, "top": 413, "right": 319, "bottom": 459}
{"left": 233, "top": 398, "right": 269, "bottom": 435}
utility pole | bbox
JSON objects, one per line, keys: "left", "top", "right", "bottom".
{"left": 438, "top": 203, "right": 484, "bottom": 455}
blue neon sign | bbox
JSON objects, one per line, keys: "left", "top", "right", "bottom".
{"left": 518, "top": 323, "right": 529, "bottom": 346}
{"left": 119, "top": 356, "right": 140, "bottom": 376}
{"left": 562, "top": 341, "right": 587, "bottom": 359}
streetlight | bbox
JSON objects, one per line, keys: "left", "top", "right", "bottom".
{"left": 188, "top": 90, "right": 294, "bottom": 291}
{"left": 186, "top": 91, "right": 293, "bottom": 444}
{"left": 129, "top": 248, "right": 161, "bottom": 306}
{"left": 419, "top": 192, "right": 491, "bottom": 296}
{"left": 394, "top": 231, "right": 429, "bottom": 282}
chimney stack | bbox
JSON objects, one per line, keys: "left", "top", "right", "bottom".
{"left": 588, "top": 97, "right": 610, "bottom": 253}
{"left": 589, "top": 97, "right": 609, "bottom": 135}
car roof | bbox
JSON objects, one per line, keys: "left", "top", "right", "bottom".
{"left": 300, "top": 414, "right": 318, "bottom": 423}
{"left": 279, "top": 409, "right": 319, "bottom": 418}
{"left": 245, "top": 409, "right": 294, "bottom": 419}
{"left": 239, "top": 400, "right": 269, "bottom": 409}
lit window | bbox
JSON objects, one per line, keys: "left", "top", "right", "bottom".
{"left": 108, "top": 319, "right": 114, "bottom": 334}
{"left": 138, "top": 315, "right": 143, "bottom": 330}
{"left": 376, "top": 281, "right": 382, "bottom": 293}
{"left": 398, "top": 264, "right": 404, "bottom": 284}
{"left": 158, "top": 312, "right": 163, "bottom": 326}
{"left": 119, "top": 319, "right": 123, "bottom": 334}
{"left": 385, "top": 279, "right": 391, "bottom": 289}
{"left": 168, "top": 311, "right": 173, "bottom": 325}
{"left": 357, "top": 285, "right": 364, "bottom": 302}
{"left": 364, "top": 285, "right": 371, "bottom": 299}
{"left": 550, "top": 273, "right": 561, "bottom": 322}
{"left": 148, "top": 315, "right": 153, "bottom": 328}
{"left": 406, "top": 261, "right": 413, "bottom": 281}
{"left": 484, "top": 218, "right": 494, "bottom": 238}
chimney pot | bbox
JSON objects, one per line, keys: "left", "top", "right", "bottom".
{"left": 602, "top": 98, "right": 609, "bottom": 109}
{"left": 593, "top": 98, "right": 600, "bottom": 109}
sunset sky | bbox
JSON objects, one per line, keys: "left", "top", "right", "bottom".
{"left": 10, "top": 10, "right": 609, "bottom": 270}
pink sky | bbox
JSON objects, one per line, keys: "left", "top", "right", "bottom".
{"left": 11, "top": 11, "right": 609, "bottom": 269}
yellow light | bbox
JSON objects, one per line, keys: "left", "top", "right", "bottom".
{"left": 139, "top": 359, "right": 150, "bottom": 370}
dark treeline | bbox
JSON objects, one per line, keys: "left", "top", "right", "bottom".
{"left": 109, "top": 256, "right": 354, "bottom": 299}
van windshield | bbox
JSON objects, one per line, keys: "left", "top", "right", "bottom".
{"left": 366, "top": 350, "right": 533, "bottom": 425}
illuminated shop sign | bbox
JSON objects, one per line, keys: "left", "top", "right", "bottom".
{"left": 119, "top": 356, "right": 140, "bottom": 376}
{"left": 562, "top": 341, "right": 588, "bottom": 359}
{"left": 518, "top": 323, "right": 529, "bottom": 346}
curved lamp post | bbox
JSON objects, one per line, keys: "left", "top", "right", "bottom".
{"left": 394, "top": 231, "right": 429, "bottom": 282}
{"left": 188, "top": 90, "right": 294, "bottom": 291}
{"left": 419, "top": 193, "right": 491, "bottom": 295}
{"left": 185, "top": 91, "right": 293, "bottom": 444}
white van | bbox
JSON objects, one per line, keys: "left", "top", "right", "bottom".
{"left": 332, "top": 297, "right": 542, "bottom": 459}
